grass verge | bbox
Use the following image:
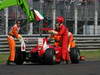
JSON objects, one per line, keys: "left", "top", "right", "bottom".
{"left": 0, "top": 50, "right": 100, "bottom": 64}
{"left": 0, "top": 53, "right": 9, "bottom": 64}
{"left": 80, "top": 50, "right": 100, "bottom": 61}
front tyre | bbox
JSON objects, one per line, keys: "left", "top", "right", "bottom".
{"left": 14, "top": 47, "right": 26, "bottom": 65}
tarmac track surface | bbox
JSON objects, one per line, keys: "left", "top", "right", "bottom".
{"left": 0, "top": 61, "right": 100, "bottom": 75}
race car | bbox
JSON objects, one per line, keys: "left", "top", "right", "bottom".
{"left": 14, "top": 37, "right": 80, "bottom": 65}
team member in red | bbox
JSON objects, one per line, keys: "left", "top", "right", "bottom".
{"left": 49, "top": 16, "right": 70, "bottom": 63}
{"left": 7, "top": 20, "right": 21, "bottom": 64}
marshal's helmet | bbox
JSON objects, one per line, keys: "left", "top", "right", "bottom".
{"left": 56, "top": 16, "right": 64, "bottom": 23}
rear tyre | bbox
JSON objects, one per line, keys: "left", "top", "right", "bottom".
{"left": 14, "top": 47, "right": 26, "bottom": 65}
{"left": 70, "top": 47, "right": 80, "bottom": 64}
{"left": 44, "top": 48, "right": 56, "bottom": 65}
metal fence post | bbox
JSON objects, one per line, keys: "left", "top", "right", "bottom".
{"left": 5, "top": 8, "right": 8, "bottom": 35}
{"left": 52, "top": 0, "right": 56, "bottom": 29}
{"left": 94, "top": 0, "right": 98, "bottom": 35}
{"left": 74, "top": 2, "right": 78, "bottom": 35}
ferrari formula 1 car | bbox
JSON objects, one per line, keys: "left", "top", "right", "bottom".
{"left": 14, "top": 37, "right": 80, "bottom": 65}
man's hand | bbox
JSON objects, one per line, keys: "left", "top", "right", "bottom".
{"left": 17, "top": 34, "right": 24, "bottom": 42}
{"left": 48, "top": 30, "right": 58, "bottom": 34}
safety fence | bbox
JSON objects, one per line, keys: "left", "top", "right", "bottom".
{"left": 0, "top": 34, "right": 100, "bottom": 53}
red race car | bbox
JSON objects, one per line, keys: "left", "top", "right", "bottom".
{"left": 14, "top": 37, "right": 81, "bottom": 65}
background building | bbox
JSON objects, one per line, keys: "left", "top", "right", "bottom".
{"left": 0, "top": 0, "right": 100, "bottom": 35}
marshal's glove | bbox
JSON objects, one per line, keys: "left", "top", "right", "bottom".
{"left": 17, "top": 34, "right": 24, "bottom": 42}
{"left": 48, "top": 30, "right": 58, "bottom": 34}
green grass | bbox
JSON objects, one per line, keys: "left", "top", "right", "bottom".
{"left": 0, "top": 53, "right": 9, "bottom": 64}
{"left": 80, "top": 50, "right": 100, "bottom": 61}
{"left": 0, "top": 50, "right": 100, "bottom": 64}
